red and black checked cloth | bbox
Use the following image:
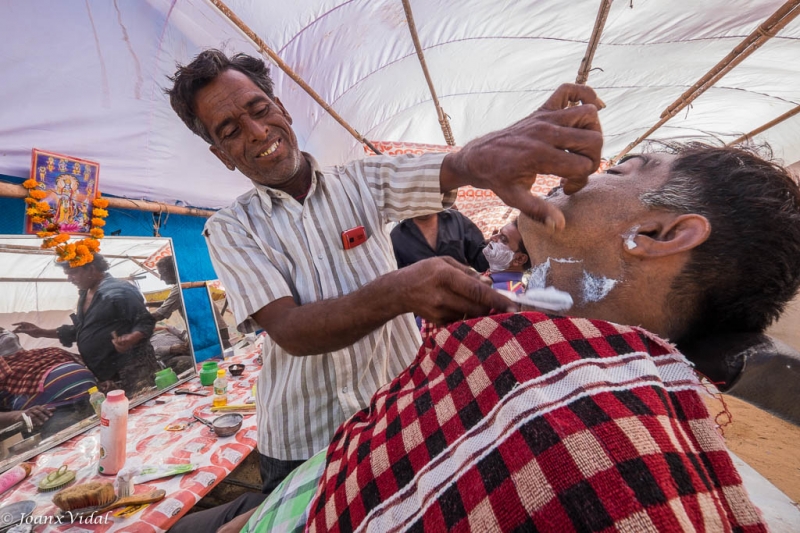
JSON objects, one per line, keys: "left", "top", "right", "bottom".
{"left": 0, "top": 347, "right": 81, "bottom": 396}
{"left": 306, "top": 312, "right": 765, "bottom": 532}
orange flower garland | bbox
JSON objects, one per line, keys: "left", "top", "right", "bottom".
{"left": 23, "top": 179, "right": 110, "bottom": 267}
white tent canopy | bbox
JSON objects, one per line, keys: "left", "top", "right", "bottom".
{"left": 0, "top": 0, "right": 798, "bottom": 209}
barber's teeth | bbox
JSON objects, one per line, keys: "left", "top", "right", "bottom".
{"left": 259, "top": 141, "right": 280, "bottom": 158}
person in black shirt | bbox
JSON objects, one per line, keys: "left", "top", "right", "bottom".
{"left": 391, "top": 209, "right": 489, "bottom": 271}
{"left": 13, "top": 254, "right": 159, "bottom": 397}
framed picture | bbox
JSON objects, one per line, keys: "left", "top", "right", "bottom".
{"left": 25, "top": 149, "right": 100, "bottom": 234}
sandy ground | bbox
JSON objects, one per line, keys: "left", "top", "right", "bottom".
{"left": 705, "top": 393, "right": 800, "bottom": 503}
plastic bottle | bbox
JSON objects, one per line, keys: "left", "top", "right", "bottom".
{"left": 88, "top": 386, "right": 105, "bottom": 417}
{"left": 213, "top": 369, "right": 228, "bottom": 408}
{"left": 0, "top": 463, "right": 31, "bottom": 495}
{"left": 98, "top": 390, "right": 128, "bottom": 475}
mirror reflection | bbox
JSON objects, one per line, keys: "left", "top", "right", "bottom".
{"left": 0, "top": 236, "right": 197, "bottom": 470}
{"left": 207, "top": 280, "right": 244, "bottom": 353}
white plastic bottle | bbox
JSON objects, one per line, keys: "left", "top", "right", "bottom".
{"left": 98, "top": 390, "right": 128, "bottom": 475}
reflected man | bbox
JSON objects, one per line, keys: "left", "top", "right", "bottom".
{"left": 0, "top": 328, "right": 95, "bottom": 436}
{"left": 13, "top": 254, "right": 159, "bottom": 396}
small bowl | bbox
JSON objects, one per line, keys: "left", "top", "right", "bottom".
{"left": 228, "top": 364, "right": 245, "bottom": 377}
{"left": 211, "top": 413, "right": 243, "bottom": 437}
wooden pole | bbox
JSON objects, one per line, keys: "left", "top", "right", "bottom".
{"left": 0, "top": 181, "right": 215, "bottom": 218}
{"left": 612, "top": 0, "right": 800, "bottom": 162}
{"left": 207, "top": 0, "right": 382, "bottom": 155}
{"left": 727, "top": 104, "right": 800, "bottom": 146}
{"left": 576, "top": 0, "right": 614, "bottom": 85}
{"left": 401, "top": 0, "right": 455, "bottom": 146}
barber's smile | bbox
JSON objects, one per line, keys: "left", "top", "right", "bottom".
{"left": 256, "top": 138, "right": 281, "bottom": 159}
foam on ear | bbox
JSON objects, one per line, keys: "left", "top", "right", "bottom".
{"left": 622, "top": 225, "right": 640, "bottom": 250}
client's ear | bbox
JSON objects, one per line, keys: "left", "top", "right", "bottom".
{"left": 210, "top": 145, "right": 236, "bottom": 171}
{"left": 511, "top": 252, "right": 529, "bottom": 267}
{"left": 624, "top": 214, "right": 711, "bottom": 259}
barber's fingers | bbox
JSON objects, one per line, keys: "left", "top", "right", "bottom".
{"left": 494, "top": 187, "right": 565, "bottom": 230}
{"left": 437, "top": 256, "right": 485, "bottom": 279}
{"left": 540, "top": 104, "right": 602, "bottom": 134}
{"left": 540, "top": 83, "right": 605, "bottom": 111}
{"left": 26, "top": 406, "right": 54, "bottom": 425}
{"left": 444, "top": 267, "right": 518, "bottom": 314}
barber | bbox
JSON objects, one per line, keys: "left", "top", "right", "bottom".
{"left": 166, "top": 50, "right": 602, "bottom": 532}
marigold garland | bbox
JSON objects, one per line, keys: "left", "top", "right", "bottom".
{"left": 23, "top": 178, "right": 109, "bottom": 267}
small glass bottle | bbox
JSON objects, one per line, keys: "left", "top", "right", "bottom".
{"left": 213, "top": 369, "right": 228, "bottom": 408}
{"left": 88, "top": 386, "right": 106, "bottom": 417}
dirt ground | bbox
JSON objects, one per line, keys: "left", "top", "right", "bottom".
{"left": 705, "top": 393, "right": 800, "bottom": 503}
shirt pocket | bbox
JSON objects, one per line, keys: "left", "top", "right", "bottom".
{"left": 342, "top": 236, "right": 377, "bottom": 266}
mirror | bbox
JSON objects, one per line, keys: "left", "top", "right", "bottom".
{"left": 0, "top": 236, "right": 197, "bottom": 472}
{"left": 206, "top": 280, "right": 245, "bottom": 356}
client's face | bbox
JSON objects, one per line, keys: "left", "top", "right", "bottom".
{"left": 519, "top": 153, "right": 675, "bottom": 310}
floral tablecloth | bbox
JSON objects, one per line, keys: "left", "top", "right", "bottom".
{"left": 0, "top": 349, "right": 261, "bottom": 532}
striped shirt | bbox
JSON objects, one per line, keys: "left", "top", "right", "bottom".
{"left": 204, "top": 152, "right": 454, "bottom": 460}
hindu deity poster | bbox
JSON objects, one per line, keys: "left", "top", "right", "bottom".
{"left": 25, "top": 149, "right": 100, "bottom": 234}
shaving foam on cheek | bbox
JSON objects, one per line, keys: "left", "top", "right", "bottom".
{"left": 527, "top": 259, "right": 551, "bottom": 289}
{"left": 581, "top": 271, "right": 618, "bottom": 303}
{"left": 623, "top": 225, "right": 639, "bottom": 250}
{"left": 526, "top": 258, "right": 583, "bottom": 290}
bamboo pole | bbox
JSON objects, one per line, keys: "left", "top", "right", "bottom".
{"left": 727, "top": 104, "right": 800, "bottom": 146}
{"left": 206, "top": 0, "right": 382, "bottom": 155}
{"left": 401, "top": 0, "right": 455, "bottom": 146}
{"left": 0, "top": 181, "right": 215, "bottom": 217}
{"left": 181, "top": 281, "right": 208, "bottom": 289}
{"left": 612, "top": 0, "right": 800, "bottom": 162}
{"left": 576, "top": 0, "right": 614, "bottom": 85}
{"left": 0, "top": 245, "right": 149, "bottom": 260}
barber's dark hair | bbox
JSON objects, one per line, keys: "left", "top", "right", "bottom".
{"left": 511, "top": 218, "right": 532, "bottom": 269}
{"left": 59, "top": 253, "right": 110, "bottom": 272}
{"left": 166, "top": 49, "right": 274, "bottom": 144}
{"left": 156, "top": 255, "right": 175, "bottom": 272}
{"left": 640, "top": 142, "right": 800, "bottom": 341}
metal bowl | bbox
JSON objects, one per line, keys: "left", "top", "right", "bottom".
{"left": 227, "top": 364, "right": 245, "bottom": 376}
{"left": 211, "top": 413, "right": 243, "bottom": 437}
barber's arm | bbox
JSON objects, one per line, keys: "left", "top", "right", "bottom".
{"left": 253, "top": 256, "right": 514, "bottom": 356}
{"left": 111, "top": 294, "right": 157, "bottom": 353}
{"left": 439, "top": 83, "right": 604, "bottom": 230}
{"left": 11, "top": 322, "right": 59, "bottom": 339}
{"left": 207, "top": 218, "right": 516, "bottom": 357}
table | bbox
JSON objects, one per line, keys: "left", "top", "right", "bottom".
{"left": 0, "top": 348, "right": 261, "bottom": 532}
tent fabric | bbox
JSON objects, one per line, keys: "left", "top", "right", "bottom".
{"left": 0, "top": 0, "right": 798, "bottom": 210}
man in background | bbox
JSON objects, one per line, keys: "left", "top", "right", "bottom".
{"left": 485, "top": 218, "right": 531, "bottom": 293}
{"left": 0, "top": 328, "right": 96, "bottom": 438}
{"left": 13, "top": 255, "right": 159, "bottom": 396}
{"left": 391, "top": 209, "right": 489, "bottom": 271}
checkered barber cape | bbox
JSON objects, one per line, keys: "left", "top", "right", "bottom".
{"left": 306, "top": 312, "right": 765, "bottom": 532}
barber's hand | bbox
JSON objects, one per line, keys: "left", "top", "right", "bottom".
{"left": 111, "top": 331, "right": 143, "bottom": 353}
{"left": 23, "top": 405, "right": 54, "bottom": 428}
{"left": 444, "top": 83, "right": 604, "bottom": 230}
{"left": 97, "top": 380, "right": 117, "bottom": 394}
{"left": 12, "top": 322, "right": 46, "bottom": 338}
{"left": 396, "top": 257, "right": 518, "bottom": 325}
